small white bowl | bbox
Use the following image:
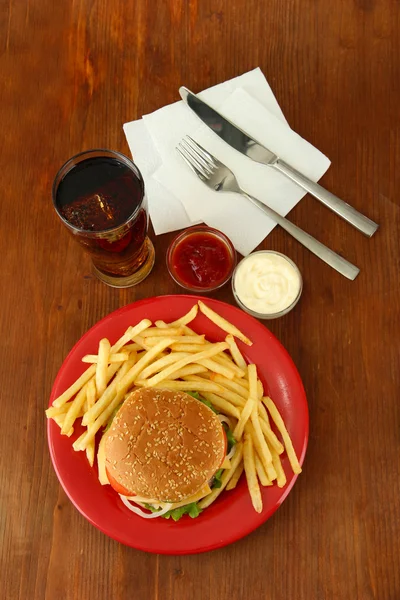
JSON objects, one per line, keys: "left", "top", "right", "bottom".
{"left": 232, "top": 251, "right": 303, "bottom": 320}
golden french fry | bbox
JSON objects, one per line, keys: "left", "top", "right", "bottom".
{"left": 198, "top": 300, "right": 252, "bottom": 346}
{"left": 121, "top": 343, "right": 142, "bottom": 352}
{"left": 220, "top": 456, "right": 232, "bottom": 469}
{"left": 111, "top": 320, "right": 152, "bottom": 353}
{"left": 45, "top": 403, "right": 70, "bottom": 418}
{"left": 195, "top": 357, "right": 236, "bottom": 380}
{"left": 169, "top": 343, "right": 207, "bottom": 353}
{"left": 257, "top": 379, "right": 264, "bottom": 399}
{"left": 141, "top": 327, "right": 184, "bottom": 337}
{"left": 166, "top": 364, "right": 208, "bottom": 380}
{"left": 226, "top": 460, "right": 244, "bottom": 491}
{"left": 61, "top": 386, "right": 87, "bottom": 435}
{"left": 263, "top": 397, "right": 302, "bottom": 474}
{"left": 97, "top": 433, "right": 110, "bottom": 485}
{"left": 183, "top": 375, "right": 245, "bottom": 407}
{"left": 212, "top": 354, "right": 246, "bottom": 378}
{"left": 109, "top": 326, "right": 133, "bottom": 353}
{"left": 72, "top": 430, "right": 86, "bottom": 451}
{"left": 131, "top": 336, "right": 152, "bottom": 350}
{"left": 139, "top": 352, "right": 189, "bottom": 380}
{"left": 86, "top": 441, "right": 95, "bottom": 467}
{"left": 155, "top": 322, "right": 198, "bottom": 336}
{"left": 86, "top": 379, "right": 97, "bottom": 410}
{"left": 82, "top": 358, "right": 135, "bottom": 426}
{"left": 198, "top": 443, "right": 243, "bottom": 509}
{"left": 145, "top": 335, "right": 205, "bottom": 346}
{"left": 271, "top": 451, "right": 287, "bottom": 487}
{"left": 156, "top": 304, "right": 198, "bottom": 328}
{"left": 233, "top": 396, "right": 255, "bottom": 440}
{"left": 96, "top": 338, "right": 111, "bottom": 397}
{"left": 258, "top": 403, "right": 284, "bottom": 454}
{"left": 250, "top": 402, "right": 273, "bottom": 470}
{"left": 209, "top": 374, "right": 248, "bottom": 399}
{"left": 233, "top": 365, "right": 257, "bottom": 440}
{"left": 53, "top": 414, "right": 74, "bottom": 437}
{"left": 52, "top": 364, "right": 96, "bottom": 408}
{"left": 248, "top": 364, "right": 258, "bottom": 401}
{"left": 143, "top": 342, "right": 228, "bottom": 388}
{"left": 116, "top": 338, "right": 176, "bottom": 395}
{"left": 254, "top": 454, "right": 272, "bottom": 486}
{"left": 246, "top": 421, "right": 277, "bottom": 482}
{"left": 243, "top": 432, "right": 262, "bottom": 513}
{"left": 200, "top": 392, "right": 241, "bottom": 419}
{"left": 266, "top": 463, "right": 277, "bottom": 482}
{"left": 230, "top": 376, "right": 249, "bottom": 390}
{"left": 82, "top": 352, "right": 129, "bottom": 364}
{"left": 225, "top": 334, "right": 247, "bottom": 369}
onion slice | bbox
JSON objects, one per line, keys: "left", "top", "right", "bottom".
{"left": 218, "top": 414, "right": 232, "bottom": 428}
{"left": 120, "top": 495, "right": 173, "bottom": 519}
{"left": 226, "top": 444, "right": 236, "bottom": 461}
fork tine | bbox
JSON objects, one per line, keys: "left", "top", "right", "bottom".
{"left": 184, "top": 136, "right": 216, "bottom": 171}
{"left": 186, "top": 136, "right": 220, "bottom": 168}
{"left": 181, "top": 139, "right": 214, "bottom": 175}
{"left": 178, "top": 142, "right": 211, "bottom": 178}
{"left": 176, "top": 145, "right": 207, "bottom": 180}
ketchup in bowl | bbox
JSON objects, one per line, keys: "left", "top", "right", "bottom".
{"left": 167, "top": 226, "right": 236, "bottom": 292}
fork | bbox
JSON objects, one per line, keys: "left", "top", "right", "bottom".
{"left": 176, "top": 136, "right": 360, "bottom": 280}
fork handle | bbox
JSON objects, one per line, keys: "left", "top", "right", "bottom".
{"left": 271, "top": 160, "right": 378, "bottom": 238}
{"left": 242, "top": 192, "right": 360, "bottom": 280}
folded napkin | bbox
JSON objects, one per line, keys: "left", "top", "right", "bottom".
{"left": 124, "top": 68, "right": 331, "bottom": 256}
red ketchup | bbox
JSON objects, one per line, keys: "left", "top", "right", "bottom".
{"left": 168, "top": 228, "right": 235, "bottom": 290}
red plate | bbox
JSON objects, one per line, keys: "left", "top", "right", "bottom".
{"left": 47, "top": 295, "right": 308, "bottom": 554}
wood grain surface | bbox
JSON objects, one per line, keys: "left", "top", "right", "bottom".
{"left": 1, "top": 0, "right": 399, "bottom": 598}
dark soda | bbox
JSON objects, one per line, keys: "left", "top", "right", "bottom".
{"left": 56, "top": 156, "right": 149, "bottom": 277}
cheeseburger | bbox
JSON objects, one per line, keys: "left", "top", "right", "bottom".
{"left": 102, "top": 388, "right": 233, "bottom": 520}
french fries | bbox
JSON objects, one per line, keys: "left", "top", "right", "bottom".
{"left": 226, "top": 460, "right": 244, "bottom": 491}
{"left": 46, "top": 301, "right": 302, "bottom": 517}
{"left": 96, "top": 338, "right": 111, "bottom": 398}
{"left": 225, "top": 334, "right": 247, "bottom": 370}
{"left": 198, "top": 300, "right": 253, "bottom": 346}
{"left": 82, "top": 352, "right": 129, "bottom": 364}
{"left": 143, "top": 342, "right": 228, "bottom": 388}
{"left": 243, "top": 432, "right": 262, "bottom": 513}
{"left": 263, "top": 396, "right": 302, "bottom": 474}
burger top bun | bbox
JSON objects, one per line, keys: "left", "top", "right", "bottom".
{"left": 104, "top": 388, "right": 226, "bottom": 503}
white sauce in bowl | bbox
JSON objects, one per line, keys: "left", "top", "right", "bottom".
{"left": 233, "top": 252, "right": 302, "bottom": 316}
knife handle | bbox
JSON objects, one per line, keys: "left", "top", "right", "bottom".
{"left": 242, "top": 192, "right": 360, "bottom": 280}
{"left": 272, "top": 160, "right": 378, "bottom": 237}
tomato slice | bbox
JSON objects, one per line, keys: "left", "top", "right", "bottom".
{"left": 106, "top": 468, "right": 135, "bottom": 497}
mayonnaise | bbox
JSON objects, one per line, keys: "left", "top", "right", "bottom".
{"left": 233, "top": 252, "right": 302, "bottom": 316}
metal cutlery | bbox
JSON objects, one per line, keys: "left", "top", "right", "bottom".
{"left": 179, "top": 87, "right": 379, "bottom": 238}
{"left": 176, "top": 136, "right": 360, "bottom": 281}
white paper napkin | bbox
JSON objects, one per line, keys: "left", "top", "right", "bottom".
{"left": 123, "top": 68, "right": 331, "bottom": 255}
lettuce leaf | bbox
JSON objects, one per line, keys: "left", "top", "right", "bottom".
{"left": 223, "top": 424, "right": 237, "bottom": 452}
{"left": 186, "top": 391, "right": 218, "bottom": 414}
{"left": 145, "top": 502, "right": 202, "bottom": 521}
{"left": 212, "top": 468, "right": 224, "bottom": 489}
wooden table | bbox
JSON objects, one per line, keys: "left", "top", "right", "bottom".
{"left": 1, "top": 1, "right": 399, "bottom": 598}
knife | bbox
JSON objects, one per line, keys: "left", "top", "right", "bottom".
{"left": 179, "top": 86, "right": 378, "bottom": 237}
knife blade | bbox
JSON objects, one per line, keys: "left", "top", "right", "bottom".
{"left": 178, "top": 86, "right": 379, "bottom": 237}
{"left": 179, "top": 86, "right": 277, "bottom": 166}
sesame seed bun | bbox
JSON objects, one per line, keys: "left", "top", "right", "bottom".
{"left": 104, "top": 388, "right": 226, "bottom": 503}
